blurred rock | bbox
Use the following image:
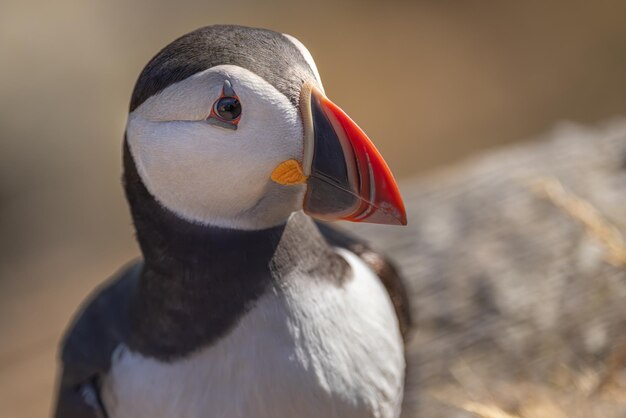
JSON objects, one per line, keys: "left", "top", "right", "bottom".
{"left": 352, "top": 119, "right": 626, "bottom": 417}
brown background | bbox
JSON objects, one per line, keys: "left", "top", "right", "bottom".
{"left": 1, "top": 1, "right": 626, "bottom": 416}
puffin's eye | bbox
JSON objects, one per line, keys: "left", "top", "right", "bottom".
{"left": 214, "top": 97, "right": 241, "bottom": 121}
{"left": 207, "top": 80, "right": 241, "bottom": 130}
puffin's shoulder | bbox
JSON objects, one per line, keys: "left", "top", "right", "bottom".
{"left": 60, "top": 261, "right": 141, "bottom": 370}
{"left": 54, "top": 261, "right": 142, "bottom": 418}
{"left": 315, "top": 222, "right": 413, "bottom": 342}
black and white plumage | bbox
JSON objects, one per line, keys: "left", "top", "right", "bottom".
{"left": 54, "top": 25, "right": 411, "bottom": 418}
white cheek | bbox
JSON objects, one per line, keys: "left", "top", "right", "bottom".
{"left": 127, "top": 66, "right": 304, "bottom": 230}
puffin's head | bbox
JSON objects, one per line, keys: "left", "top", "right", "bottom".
{"left": 125, "top": 25, "right": 406, "bottom": 230}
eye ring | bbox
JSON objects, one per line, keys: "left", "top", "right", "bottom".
{"left": 207, "top": 80, "right": 241, "bottom": 130}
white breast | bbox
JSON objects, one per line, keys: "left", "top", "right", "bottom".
{"left": 101, "top": 249, "right": 405, "bottom": 418}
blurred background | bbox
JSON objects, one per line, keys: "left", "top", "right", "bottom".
{"left": 1, "top": 0, "right": 626, "bottom": 416}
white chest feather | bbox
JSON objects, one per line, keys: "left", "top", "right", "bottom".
{"left": 101, "top": 250, "right": 405, "bottom": 418}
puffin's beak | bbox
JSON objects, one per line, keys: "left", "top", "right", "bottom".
{"left": 299, "top": 84, "right": 406, "bottom": 225}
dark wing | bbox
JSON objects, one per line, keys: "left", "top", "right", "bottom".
{"left": 315, "top": 222, "right": 413, "bottom": 341}
{"left": 53, "top": 261, "right": 142, "bottom": 418}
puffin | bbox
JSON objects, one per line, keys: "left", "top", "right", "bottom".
{"left": 54, "top": 25, "right": 411, "bottom": 418}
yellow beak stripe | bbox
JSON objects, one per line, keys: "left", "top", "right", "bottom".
{"left": 271, "top": 159, "right": 308, "bottom": 185}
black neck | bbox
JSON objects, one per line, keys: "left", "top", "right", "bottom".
{"left": 122, "top": 140, "right": 345, "bottom": 360}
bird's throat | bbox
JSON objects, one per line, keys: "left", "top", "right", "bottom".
{"left": 122, "top": 140, "right": 348, "bottom": 360}
{"left": 123, "top": 139, "right": 285, "bottom": 359}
